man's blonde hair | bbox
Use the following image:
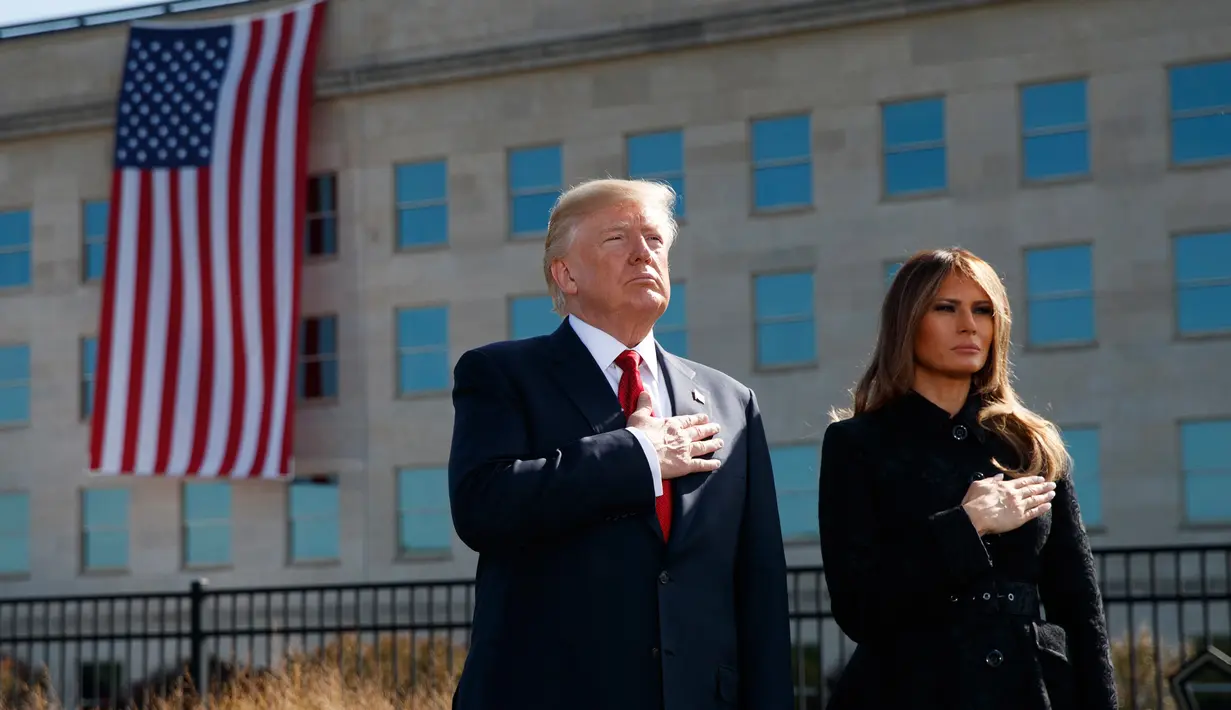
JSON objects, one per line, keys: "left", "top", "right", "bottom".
{"left": 542, "top": 178, "right": 678, "bottom": 315}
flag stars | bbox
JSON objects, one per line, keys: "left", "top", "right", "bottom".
{"left": 115, "top": 26, "right": 229, "bottom": 168}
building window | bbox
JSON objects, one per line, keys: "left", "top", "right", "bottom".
{"left": 509, "top": 295, "right": 560, "bottom": 340}
{"left": 657, "top": 283, "right": 688, "bottom": 356}
{"left": 883, "top": 97, "right": 947, "bottom": 196}
{"left": 1060, "top": 427, "right": 1102, "bottom": 528}
{"left": 183, "top": 483, "right": 231, "bottom": 567}
{"left": 396, "top": 306, "right": 449, "bottom": 395}
{"left": 289, "top": 478, "right": 340, "bottom": 563}
{"left": 770, "top": 444, "right": 819, "bottom": 541}
{"left": 1174, "top": 231, "right": 1231, "bottom": 336}
{"left": 79, "top": 661, "right": 123, "bottom": 710}
{"left": 396, "top": 467, "right": 453, "bottom": 556}
{"left": 0, "top": 492, "right": 30, "bottom": 575}
{"left": 1169, "top": 59, "right": 1231, "bottom": 166}
{"left": 305, "top": 174, "right": 337, "bottom": 257}
{"left": 83, "top": 200, "right": 109, "bottom": 282}
{"left": 508, "top": 145, "right": 562, "bottom": 237}
{"left": 81, "top": 337, "right": 97, "bottom": 420}
{"left": 0, "top": 344, "right": 31, "bottom": 427}
{"left": 0, "top": 209, "right": 32, "bottom": 289}
{"left": 885, "top": 261, "right": 903, "bottom": 288}
{"left": 1181, "top": 419, "right": 1231, "bottom": 523}
{"left": 750, "top": 114, "right": 812, "bottom": 211}
{"left": 1025, "top": 245, "right": 1095, "bottom": 346}
{"left": 82, "top": 488, "right": 129, "bottom": 572}
{"left": 395, "top": 160, "right": 448, "bottom": 248}
{"left": 754, "top": 272, "right": 815, "bottom": 368}
{"left": 1021, "top": 79, "right": 1089, "bottom": 182}
{"left": 298, "top": 316, "right": 338, "bottom": 400}
{"left": 627, "top": 130, "right": 685, "bottom": 218}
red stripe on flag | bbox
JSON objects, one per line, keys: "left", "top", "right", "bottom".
{"left": 282, "top": 2, "right": 327, "bottom": 474}
{"left": 121, "top": 170, "right": 155, "bottom": 473}
{"left": 155, "top": 170, "right": 186, "bottom": 473}
{"left": 251, "top": 11, "right": 296, "bottom": 476}
{"left": 219, "top": 17, "right": 266, "bottom": 477}
{"left": 88, "top": 169, "right": 126, "bottom": 471}
{"left": 188, "top": 168, "right": 216, "bottom": 474}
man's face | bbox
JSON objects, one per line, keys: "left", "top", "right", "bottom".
{"left": 560, "top": 199, "right": 672, "bottom": 323}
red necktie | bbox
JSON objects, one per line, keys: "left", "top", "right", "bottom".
{"left": 614, "top": 350, "right": 673, "bottom": 541}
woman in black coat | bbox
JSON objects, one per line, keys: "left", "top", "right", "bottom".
{"left": 818, "top": 248, "right": 1117, "bottom": 710}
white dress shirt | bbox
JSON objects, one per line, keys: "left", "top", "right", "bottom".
{"left": 567, "top": 314, "right": 669, "bottom": 498}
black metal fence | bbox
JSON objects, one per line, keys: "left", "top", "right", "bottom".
{"left": 0, "top": 544, "right": 1227, "bottom": 709}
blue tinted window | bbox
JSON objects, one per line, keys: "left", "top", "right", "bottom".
{"left": 395, "top": 160, "right": 448, "bottom": 248}
{"left": 657, "top": 283, "right": 688, "bottom": 357}
{"left": 396, "top": 306, "right": 449, "bottom": 394}
{"left": 397, "top": 468, "right": 453, "bottom": 555}
{"left": 509, "top": 145, "right": 562, "bottom": 237}
{"left": 1022, "top": 80, "right": 1089, "bottom": 181}
{"left": 1169, "top": 60, "right": 1231, "bottom": 165}
{"left": 0, "top": 492, "right": 30, "bottom": 575}
{"left": 0, "top": 344, "right": 31, "bottom": 426}
{"left": 1174, "top": 231, "right": 1231, "bottom": 335}
{"left": 298, "top": 316, "right": 339, "bottom": 400}
{"left": 1181, "top": 419, "right": 1231, "bottom": 522}
{"left": 82, "top": 488, "right": 129, "bottom": 571}
{"left": 751, "top": 115, "right": 812, "bottom": 210}
{"left": 883, "top": 98, "right": 947, "bottom": 196}
{"left": 183, "top": 483, "right": 231, "bottom": 567}
{"left": 885, "top": 261, "right": 903, "bottom": 288}
{"left": 1060, "top": 427, "right": 1102, "bottom": 527}
{"left": 1025, "top": 245, "right": 1095, "bottom": 346}
{"left": 628, "top": 130, "right": 685, "bottom": 218}
{"left": 81, "top": 338, "right": 97, "bottom": 420}
{"left": 305, "top": 174, "right": 338, "bottom": 257}
{"left": 755, "top": 273, "right": 815, "bottom": 367}
{"left": 83, "top": 201, "right": 109, "bottom": 282}
{"left": 0, "top": 210, "right": 32, "bottom": 289}
{"left": 510, "top": 295, "right": 560, "bottom": 340}
{"left": 289, "top": 479, "right": 340, "bottom": 562}
{"left": 770, "top": 444, "right": 819, "bottom": 540}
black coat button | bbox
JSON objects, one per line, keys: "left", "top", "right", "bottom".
{"left": 659, "top": 571, "right": 670, "bottom": 584}
{"left": 986, "top": 649, "right": 1004, "bottom": 667}
{"left": 651, "top": 647, "right": 660, "bottom": 659}
{"left": 973, "top": 471, "right": 985, "bottom": 480}
{"left": 953, "top": 424, "right": 968, "bottom": 441}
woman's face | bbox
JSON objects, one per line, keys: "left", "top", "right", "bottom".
{"left": 913, "top": 272, "right": 995, "bottom": 379}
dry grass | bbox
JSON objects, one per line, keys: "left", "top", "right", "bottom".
{"left": 0, "top": 635, "right": 464, "bottom": 710}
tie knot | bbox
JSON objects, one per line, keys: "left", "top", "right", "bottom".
{"left": 614, "top": 349, "right": 641, "bottom": 375}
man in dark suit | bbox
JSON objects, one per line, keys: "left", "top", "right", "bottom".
{"left": 447, "top": 178, "right": 793, "bottom": 710}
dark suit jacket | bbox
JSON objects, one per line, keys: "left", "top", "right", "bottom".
{"left": 447, "top": 321, "right": 794, "bottom": 710}
{"left": 818, "top": 391, "right": 1116, "bottom": 710}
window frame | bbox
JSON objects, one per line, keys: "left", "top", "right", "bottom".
{"left": 393, "top": 158, "right": 450, "bottom": 251}
{"left": 1021, "top": 241, "right": 1098, "bottom": 351}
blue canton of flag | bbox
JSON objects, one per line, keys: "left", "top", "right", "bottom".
{"left": 115, "top": 25, "right": 231, "bottom": 169}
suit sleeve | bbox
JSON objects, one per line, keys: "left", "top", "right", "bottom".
{"left": 734, "top": 389, "right": 794, "bottom": 710}
{"left": 448, "top": 348, "right": 656, "bottom": 554}
{"left": 818, "top": 422, "right": 993, "bottom": 644}
{"left": 1038, "top": 475, "right": 1117, "bottom": 710}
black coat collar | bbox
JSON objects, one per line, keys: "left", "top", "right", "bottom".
{"left": 882, "top": 389, "right": 989, "bottom": 444}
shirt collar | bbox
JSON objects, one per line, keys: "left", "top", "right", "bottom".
{"left": 567, "top": 314, "right": 660, "bottom": 381}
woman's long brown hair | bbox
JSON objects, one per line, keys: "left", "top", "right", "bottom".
{"left": 831, "top": 248, "right": 1071, "bottom": 481}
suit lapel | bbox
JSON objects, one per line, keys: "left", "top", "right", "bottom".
{"left": 545, "top": 321, "right": 626, "bottom": 435}
{"left": 658, "top": 347, "right": 713, "bottom": 548}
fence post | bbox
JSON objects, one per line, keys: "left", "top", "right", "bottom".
{"left": 189, "top": 578, "right": 209, "bottom": 693}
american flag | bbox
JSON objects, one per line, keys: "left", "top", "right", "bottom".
{"left": 88, "top": 0, "right": 328, "bottom": 479}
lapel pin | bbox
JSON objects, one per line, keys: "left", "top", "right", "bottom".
{"left": 692, "top": 389, "right": 706, "bottom": 405}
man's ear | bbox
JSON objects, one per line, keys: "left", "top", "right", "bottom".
{"left": 550, "top": 259, "right": 579, "bottom": 297}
